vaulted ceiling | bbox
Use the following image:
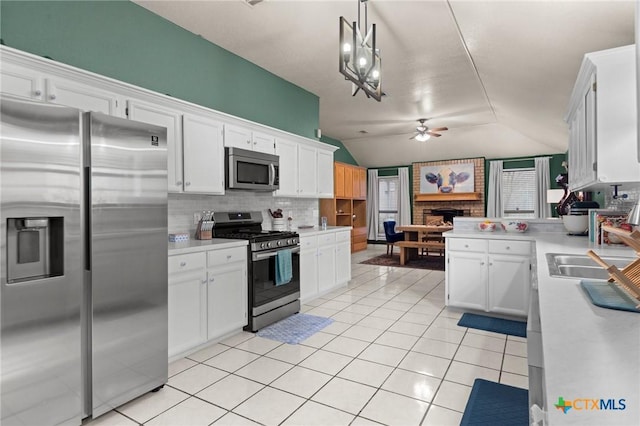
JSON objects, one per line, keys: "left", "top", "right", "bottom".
{"left": 135, "top": 0, "right": 635, "bottom": 167}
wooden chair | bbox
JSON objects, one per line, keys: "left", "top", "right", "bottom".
{"left": 422, "top": 215, "right": 445, "bottom": 256}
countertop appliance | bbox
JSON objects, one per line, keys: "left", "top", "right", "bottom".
{"left": 1, "top": 96, "right": 168, "bottom": 425}
{"left": 212, "top": 212, "right": 300, "bottom": 331}
{"left": 225, "top": 147, "right": 279, "bottom": 191}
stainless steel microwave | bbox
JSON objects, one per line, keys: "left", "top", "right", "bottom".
{"left": 225, "top": 147, "right": 279, "bottom": 191}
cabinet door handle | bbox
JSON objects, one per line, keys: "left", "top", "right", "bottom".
{"left": 180, "top": 261, "right": 187, "bottom": 267}
{"left": 209, "top": 277, "right": 215, "bottom": 283}
{"left": 226, "top": 255, "right": 232, "bottom": 260}
{"left": 176, "top": 180, "right": 182, "bottom": 186}
{"left": 49, "top": 94, "right": 56, "bottom": 100}
{"left": 505, "top": 246, "right": 511, "bottom": 250}
{"left": 34, "top": 90, "right": 42, "bottom": 97}
{"left": 480, "top": 262, "right": 485, "bottom": 266}
{"left": 202, "top": 279, "right": 208, "bottom": 284}
{"left": 489, "top": 262, "right": 493, "bottom": 266}
{"left": 185, "top": 181, "right": 191, "bottom": 186}
{"left": 247, "top": 140, "right": 251, "bottom": 144}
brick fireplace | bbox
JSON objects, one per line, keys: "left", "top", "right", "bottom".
{"left": 412, "top": 158, "right": 485, "bottom": 224}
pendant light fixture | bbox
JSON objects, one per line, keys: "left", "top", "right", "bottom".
{"left": 339, "top": 0, "right": 382, "bottom": 101}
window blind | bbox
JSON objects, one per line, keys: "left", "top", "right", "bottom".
{"left": 502, "top": 168, "right": 536, "bottom": 218}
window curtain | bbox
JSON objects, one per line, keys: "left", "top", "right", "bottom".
{"left": 534, "top": 157, "right": 551, "bottom": 218}
{"left": 487, "top": 160, "right": 503, "bottom": 218}
{"left": 366, "top": 169, "right": 379, "bottom": 240}
{"left": 397, "top": 167, "right": 411, "bottom": 226}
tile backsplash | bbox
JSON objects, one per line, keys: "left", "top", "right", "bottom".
{"left": 169, "top": 192, "right": 320, "bottom": 234}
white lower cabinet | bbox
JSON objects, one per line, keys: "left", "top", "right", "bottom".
{"left": 168, "top": 244, "right": 247, "bottom": 358}
{"left": 299, "top": 229, "right": 351, "bottom": 303}
{"left": 168, "top": 252, "right": 207, "bottom": 358}
{"left": 299, "top": 236, "right": 319, "bottom": 303}
{"left": 446, "top": 237, "right": 531, "bottom": 317}
{"left": 335, "top": 231, "right": 352, "bottom": 285}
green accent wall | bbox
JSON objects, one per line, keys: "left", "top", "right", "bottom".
{"left": 0, "top": 0, "right": 319, "bottom": 139}
{"left": 320, "top": 135, "right": 358, "bottom": 165}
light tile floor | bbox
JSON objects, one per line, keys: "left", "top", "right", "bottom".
{"left": 89, "top": 245, "right": 528, "bottom": 426}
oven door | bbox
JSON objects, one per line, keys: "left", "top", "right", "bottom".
{"left": 250, "top": 246, "right": 300, "bottom": 313}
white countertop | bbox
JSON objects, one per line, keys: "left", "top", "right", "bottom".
{"left": 168, "top": 238, "right": 248, "bottom": 255}
{"left": 296, "top": 226, "right": 352, "bottom": 237}
{"left": 446, "top": 230, "right": 639, "bottom": 425}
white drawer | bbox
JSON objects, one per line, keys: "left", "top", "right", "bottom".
{"left": 448, "top": 238, "right": 486, "bottom": 253}
{"left": 317, "top": 232, "right": 336, "bottom": 246}
{"left": 299, "top": 235, "right": 318, "bottom": 250}
{"left": 168, "top": 252, "right": 206, "bottom": 274}
{"left": 207, "top": 246, "right": 246, "bottom": 268}
{"left": 335, "top": 231, "right": 351, "bottom": 242}
{"left": 488, "top": 240, "right": 531, "bottom": 256}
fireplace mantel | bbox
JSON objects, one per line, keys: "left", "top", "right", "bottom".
{"left": 415, "top": 192, "right": 482, "bottom": 202}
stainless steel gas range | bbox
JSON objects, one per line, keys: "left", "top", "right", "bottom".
{"left": 212, "top": 212, "right": 300, "bottom": 331}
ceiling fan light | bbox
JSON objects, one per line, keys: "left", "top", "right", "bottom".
{"left": 415, "top": 133, "right": 430, "bottom": 142}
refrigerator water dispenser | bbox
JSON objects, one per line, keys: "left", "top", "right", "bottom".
{"left": 6, "top": 217, "right": 64, "bottom": 283}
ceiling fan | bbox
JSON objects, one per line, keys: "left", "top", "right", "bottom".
{"left": 410, "top": 118, "right": 448, "bottom": 141}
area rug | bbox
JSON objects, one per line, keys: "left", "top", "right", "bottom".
{"left": 256, "top": 313, "right": 334, "bottom": 344}
{"left": 359, "top": 253, "right": 445, "bottom": 271}
{"left": 457, "top": 313, "right": 527, "bottom": 338}
{"left": 460, "top": 379, "right": 529, "bottom": 426}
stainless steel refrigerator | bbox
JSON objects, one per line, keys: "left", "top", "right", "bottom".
{"left": 1, "top": 96, "right": 168, "bottom": 425}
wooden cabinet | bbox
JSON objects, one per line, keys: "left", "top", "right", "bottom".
{"left": 446, "top": 237, "right": 531, "bottom": 317}
{"left": 183, "top": 114, "right": 225, "bottom": 194}
{"left": 127, "top": 99, "right": 183, "bottom": 193}
{"left": 224, "top": 123, "right": 275, "bottom": 154}
{"left": 168, "top": 252, "right": 207, "bottom": 358}
{"left": 566, "top": 45, "right": 639, "bottom": 191}
{"left": 320, "top": 162, "right": 368, "bottom": 252}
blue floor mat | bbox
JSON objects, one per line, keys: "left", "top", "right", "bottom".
{"left": 256, "top": 313, "right": 334, "bottom": 344}
{"left": 460, "top": 379, "right": 529, "bottom": 426}
{"left": 457, "top": 313, "right": 527, "bottom": 338}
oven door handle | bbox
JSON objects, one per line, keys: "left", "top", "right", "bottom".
{"left": 253, "top": 246, "right": 300, "bottom": 261}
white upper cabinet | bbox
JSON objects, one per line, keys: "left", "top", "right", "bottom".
{"left": 0, "top": 62, "right": 122, "bottom": 116}
{"left": 127, "top": 99, "right": 183, "bottom": 193}
{"left": 297, "top": 144, "right": 318, "bottom": 197}
{"left": 1, "top": 46, "right": 338, "bottom": 198}
{"left": 566, "top": 45, "right": 639, "bottom": 191}
{"left": 274, "top": 138, "right": 299, "bottom": 197}
{"left": 317, "top": 149, "right": 334, "bottom": 198}
{"left": 224, "top": 123, "right": 275, "bottom": 155}
{"left": 275, "top": 139, "right": 335, "bottom": 199}
{"left": 183, "top": 114, "right": 225, "bottom": 194}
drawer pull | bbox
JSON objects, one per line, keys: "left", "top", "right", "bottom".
{"left": 202, "top": 279, "right": 208, "bottom": 284}
{"left": 464, "top": 244, "right": 469, "bottom": 248}
{"left": 480, "top": 262, "right": 485, "bottom": 266}
{"left": 34, "top": 90, "right": 42, "bottom": 96}
{"left": 226, "top": 255, "right": 232, "bottom": 260}
{"left": 209, "top": 277, "right": 215, "bottom": 283}
{"left": 180, "top": 261, "right": 187, "bottom": 267}
{"left": 506, "top": 246, "right": 511, "bottom": 250}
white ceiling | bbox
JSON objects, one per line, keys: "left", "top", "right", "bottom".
{"left": 134, "top": 0, "right": 635, "bottom": 167}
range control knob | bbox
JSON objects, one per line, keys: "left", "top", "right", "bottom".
{"left": 277, "top": 240, "right": 282, "bottom": 246}
{"left": 260, "top": 243, "right": 266, "bottom": 249}
{"left": 286, "top": 239, "right": 292, "bottom": 245}
{"left": 266, "top": 242, "right": 272, "bottom": 248}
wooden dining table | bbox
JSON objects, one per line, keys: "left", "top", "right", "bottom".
{"left": 395, "top": 224, "right": 453, "bottom": 264}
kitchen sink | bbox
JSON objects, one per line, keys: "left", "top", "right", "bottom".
{"left": 545, "top": 253, "right": 634, "bottom": 280}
